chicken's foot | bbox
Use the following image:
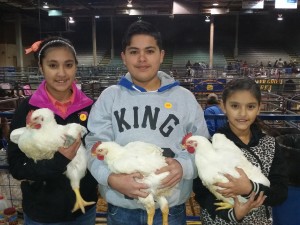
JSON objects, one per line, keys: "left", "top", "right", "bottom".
{"left": 72, "top": 188, "right": 95, "bottom": 213}
{"left": 214, "top": 201, "right": 233, "bottom": 211}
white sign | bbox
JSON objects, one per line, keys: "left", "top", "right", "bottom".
{"left": 275, "top": 0, "right": 298, "bottom": 9}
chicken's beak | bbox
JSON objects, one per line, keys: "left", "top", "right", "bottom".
{"left": 27, "top": 122, "right": 41, "bottom": 129}
{"left": 91, "top": 142, "right": 105, "bottom": 160}
{"left": 91, "top": 141, "right": 102, "bottom": 156}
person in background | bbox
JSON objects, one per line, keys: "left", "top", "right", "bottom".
{"left": 204, "top": 93, "right": 226, "bottom": 136}
{"left": 85, "top": 20, "right": 209, "bottom": 225}
{"left": 0, "top": 117, "right": 9, "bottom": 149}
{"left": 185, "top": 60, "right": 192, "bottom": 68}
{"left": 267, "top": 61, "right": 272, "bottom": 68}
{"left": 7, "top": 36, "right": 98, "bottom": 225}
{"left": 193, "top": 77, "right": 288, "bottom": 224}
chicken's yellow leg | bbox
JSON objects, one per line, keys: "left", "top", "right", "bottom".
{"left": 72, "top": 188, "right": 96, "bottom": 213}
{"left": 214, "top": 202, "right": 233, "bottom": 211}
{"left": 146, "top": 206, "right": 155, "bottom": 225}
{"left": 161, "top": 204, "right": 169, "bottom": 225}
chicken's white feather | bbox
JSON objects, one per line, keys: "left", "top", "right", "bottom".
{"left": 184, "top": 133, "right": 270, "bottom": 207}
{"left": 10, "top": 108, "right": 93, "bottom": 213}
{"left": 92, "top": 140, "right": 174, "bottom": 225}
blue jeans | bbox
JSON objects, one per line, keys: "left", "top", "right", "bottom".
{"left": 23, "top": 206, "right": 96, "bottom": 225}
{"left": 107, "top": 203, "right": 186, "bottom": 225}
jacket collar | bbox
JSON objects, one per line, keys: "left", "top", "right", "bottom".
{"left": 218, "top": 123, "right": 264, "bottom": 148}
{"left": 118, "top": 71, "right": 180, "bottom": 93}
{"left": 29, "top": 80, "right": 93, "bottom": 118}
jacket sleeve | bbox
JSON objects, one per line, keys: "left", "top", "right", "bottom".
{"left": 7, "top": 99, "right": 71, "bottom": 181}
{"left": 255, "top": 140, "right": 288, "bottom": 206}
{"left": 85, "top": 88, "right": 115, "bottom": 186}
{"left": 176, "top": 94, "right": 210, "bottom": 180}
{"left": 193, "top": 176, "right": 238, "bottom": 222}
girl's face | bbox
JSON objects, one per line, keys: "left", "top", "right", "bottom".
{"left": 222, "top": 90, "right": 261, "bottom": 136}
{"left": 39, "top": 46, "right": 77, "bottom": 99}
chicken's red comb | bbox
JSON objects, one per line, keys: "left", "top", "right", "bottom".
{"left": 26, "top": 110, "right": 34, "bottom": 125}
{"left": 182, "top": 133, "right": 193, "bottom": 145}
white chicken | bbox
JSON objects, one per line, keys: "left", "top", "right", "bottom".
{"left": 10, "top": 108, "right": 95, "bottom": 213}
{"left": 182, "top": 133, "right": 270, "bottom": 210}
{"left": 91, "top": 141, "right": 174, "bottom": 225}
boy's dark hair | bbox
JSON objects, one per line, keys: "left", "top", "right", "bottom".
{"left": 121, "top": 20, "right": 163, "bottom": 52}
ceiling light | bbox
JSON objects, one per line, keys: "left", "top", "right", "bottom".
{"left": 277, "top": 14, "right": 283, "bottom": 21}
{"left": 205, "top": 16, "right": 210, "bottom": 22}
{"left": 43, "top": 2, "right": 49, "bottom": 9}
{"left": 127, "top": 0, "right": 133, "bottom": 7}
{"left": 212, "top": 3, "right": 219, "bottom": 6}
{"left": 68, "top": 17, "right": 75, "bottom": 23}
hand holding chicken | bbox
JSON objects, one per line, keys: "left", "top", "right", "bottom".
{"left": 91, "top": 141, "right": 177, "bottom": 225}
{"left": 182, "top": 133, "right": 269, "bottom": 211}
{"left": 10, "top": 108, "right": 95, "bottom": 213}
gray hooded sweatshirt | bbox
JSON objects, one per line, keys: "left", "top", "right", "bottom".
{"left": 85, "top": 71, "right": 209, "bottom": 209}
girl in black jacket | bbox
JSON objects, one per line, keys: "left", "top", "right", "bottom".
{"left": 8, "top": 37, "right": 98, "bottom": 224}
{"left": 193, "top": 78, "right": 288, "bottom": 225}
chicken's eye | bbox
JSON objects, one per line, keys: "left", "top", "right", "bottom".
{"left": 187, "top": 140, "right": 193, "bottom": 145}
{"left": 187, "top": 140, "right": 197, "bottom": 147}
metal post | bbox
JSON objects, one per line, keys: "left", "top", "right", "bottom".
{"left": 234, "top": 14, "right": 239, "bottom": 59}
{"left": 15, "top": 14, "right": 23, "bottom": 68}
{"left": 110, "top": 16, "right": 114, "bottom": 60}
{"left": 92, "top": 17, "right": 97, "bottom": 66}
{"left": 209, "top": 16, "right": 214, "bottom": 70}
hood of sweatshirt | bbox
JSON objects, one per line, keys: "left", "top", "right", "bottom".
{"left": 118, "top": 71, "right": 180, "bottom": 92}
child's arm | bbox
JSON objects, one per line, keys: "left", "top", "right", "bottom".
{"left": 262, "top": 141, "right": 288, "bottom": 206}
{"left": 231, "top": 191, "right": 266, "bottom": 222}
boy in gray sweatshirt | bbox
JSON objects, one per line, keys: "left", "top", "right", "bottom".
{"left": 85, "top": 20, "right": 209, "bottom": 225}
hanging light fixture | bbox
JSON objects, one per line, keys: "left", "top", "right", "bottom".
{"left": 43, "top": 2, "right": 49, "bottom": 9}
{"left": 68, "top": 17, "right": 75, "bottom": 23}
{"left": 277, "top": 14, "right": 283, "bottom": 21}
{"left": 212, "top": 2, "right": 219, "bottom": 6}
{"left": 127, "top": 0, "right": 133, "bottom": 8}
{"left": 205, "top": 16, "right": 210, "bottom": 22}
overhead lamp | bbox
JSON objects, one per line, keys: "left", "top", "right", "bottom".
{"left": 127, "top": 0, "right": 133, "bottom": 8}
{"left": 43, "top": 2, "right": 49, "bottom": 9}
{"left": 277, "top": 14, "right": 283, "bottom": 21}
{"left": 205, "top": 16, "right": 210, "bottom": 22}
{"left": 68, "top": 17, "right": 75, "bottom": 23}
{"left": 212, "top": 3, "right": 219, "bottom": 6}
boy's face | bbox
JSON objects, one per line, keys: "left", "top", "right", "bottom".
{"left": 121, "top": 34, "right": 165, "bottom": 91}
